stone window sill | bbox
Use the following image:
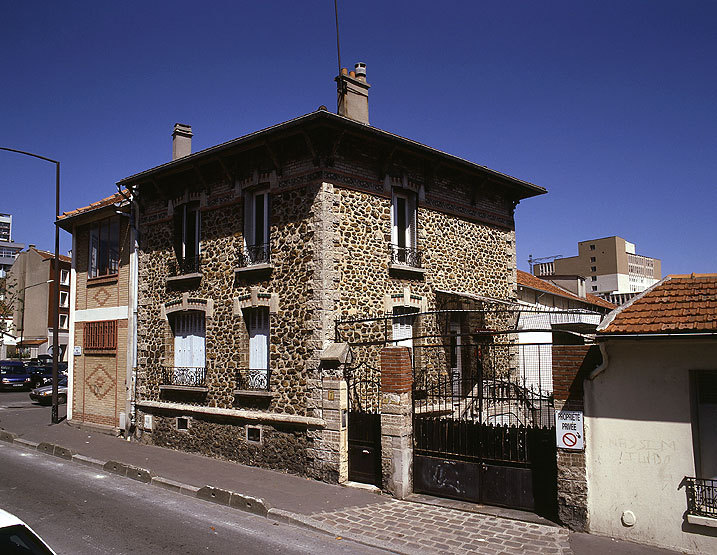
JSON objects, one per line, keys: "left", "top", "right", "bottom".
{"left": 234, "top": 264, "right": 274, "bottom": 278}
{"left": 389, "top": 263, "right": 427, "bottom": 278}
{"left": 687, "top": 514, "right": 717, "bottom": 528}
{"left": 166, "top": 272, "right": 202, "bottom": 285}
{"left": 159, "top": 385, "right": 209, "bottom": 393}
{"left": 234, "top": 389, "right": 274, "bottom": 399}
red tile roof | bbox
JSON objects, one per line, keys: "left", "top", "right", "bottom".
{"left": 58, "top": 190, "right": 127, "bottom": 221}
{"left": 517, "top": 270, "right": 616, "bottom": 310}
{"left": 599, "top": 274, "right": 717, "bottom": 335}
{"left": 34, "top": 248, "right": 71, "bottom": 264}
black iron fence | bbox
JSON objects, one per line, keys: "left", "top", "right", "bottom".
{"left": 344, "top": 362, "right": 381, "bottom": 413}
{"left": 168, "top": 255, "right": 201, "bottom": 276}
{"left": 162, "top": 366, "right": 207, "bottom": 387}
{"left": 389, "top": 243, "right": 422, "bottom": 268}
{"left": 235, "top": 368, "right": 271, "bottom": 390}
{"left": 237, "top": 243, "right": 271, "bottom": 267}
{"left": 685, "top": 477, "right": 717, "bottom": 518}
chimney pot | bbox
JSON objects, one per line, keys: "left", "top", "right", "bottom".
{"left": 335, "top": 62, "right": 371, "bottom": 125}
{"left": 172, "top": 123, "right": 193, "bottom": 160}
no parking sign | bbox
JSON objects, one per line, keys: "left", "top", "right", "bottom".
{"left": 556, "top": 410, "right": 584, "bottom": 450}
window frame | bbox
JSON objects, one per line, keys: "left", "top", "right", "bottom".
{"left": 83, "top": 320, "right": 117, "bottom": 352}
{"left": 243, "top": 188, "right": 270, "bottom": 265}
{"left": 59, "top": 290, "right": 69, "bottom": 308}
{"left": 58, "top": 314, "right": 69, "bottom": 330}
{"left": 246, "top": 307, "right": 270, "bottom": 371}
{"left": 60, "top": 269, "right": 70, "bottom": 286}
{"left": 173, "top": 203, "right": 201, "bottom": 264}
{"left": 391, "top": 189, "right": 417, "bottom": 252}
{"left": 88, "top": 217, "right": 120, "bottom": 279}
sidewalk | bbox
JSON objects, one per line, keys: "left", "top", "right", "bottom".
{"left": 0, "top": 398, "right": 679, "bottom": 555}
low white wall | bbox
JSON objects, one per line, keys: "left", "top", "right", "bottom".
{"left": 585, "top": 339, "right": 717, "bottom": 554}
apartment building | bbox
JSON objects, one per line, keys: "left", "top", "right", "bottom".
{"left": 534, "top": 236, "right": 661, "bottom": 297}
{"left": 0, "top": 213, "right": 25, "bottom": 278}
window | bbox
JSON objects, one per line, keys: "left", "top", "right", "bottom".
{"left": 243, "top": 307, "right": 270, "bottom": 389}
{"left": 589, "top": 244, "right": 595, "bottom": 251}
{"left": 60, "top": 269, "right": 69, "bottom": 286}
{"left": 686, "top": 371, "right": 717, "bottom": 521}
{"left": 692, "top": 371, "right": 717, "bottom": 479}
{"left": 590, "top": 257, "right": 596, "bottom": 263}
{"left": 89, "top": 218, "right": 120, "bottom": 278}
{"left": 243, "top": 189, "right": 270, "bottom": 265}
{"left": 390, "top": 190, "right": 418, "bottom": 266}
{"left": 590, "top": 266, "right": 596, "bottom": 272}
{"left": 591, "top": 276, "right": 597, "bottom": 282}
{"left": 171, "top": 311, "right": 206, "bottom": 386}
{"left": 59, "top": 291, "right": 69, "bottom": 308}
{"left": 58, "top": 314, "right": 69, "bottom": 330}
{"left": 592, "top": 286, "right": 597, "bottom": 291}
{"left": 392, "top": 306, "right": 418, "bottom": 349}
{"left": 173, "top": 203, "right": 200, "bottom": 272}
{"left": 84, "top": 320, "right": 117, "bottom": 351}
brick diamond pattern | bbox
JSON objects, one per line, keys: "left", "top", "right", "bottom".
{"left": 86, "top": 365, "right": 115, "bottom": 400}
{"left": 310, "top": 501, "right": 571, "bottom": 554}
{"left": 92, "top": 287, "right": 112, "bottom": 307}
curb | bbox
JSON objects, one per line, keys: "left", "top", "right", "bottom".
{"left": 0, "top": 435, "right": 271, "bottom": 520}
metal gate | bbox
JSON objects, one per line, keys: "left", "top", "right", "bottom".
{"left": 345, "top": 362, "right": 382, "bottom": 487}
{"left": 413, "top": 341, "right": 557, "bottom": 517}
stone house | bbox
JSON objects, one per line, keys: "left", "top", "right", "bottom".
{"left": 57, "top": 192, "right": 137, "bottom": 432}
{"left": 116, "top": 64, "right": 545, "bottom": 483}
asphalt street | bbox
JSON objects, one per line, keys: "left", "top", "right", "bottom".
{"left": 0, "top": 442, "right": 390, "bottom": 554}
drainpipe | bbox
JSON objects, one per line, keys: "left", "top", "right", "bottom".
{"left": 589, "top": 341, "right": 609, "bottom": 380}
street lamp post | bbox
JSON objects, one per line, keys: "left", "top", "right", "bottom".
{"left": 1, "top": 147, "right": 61, "bottom": 424}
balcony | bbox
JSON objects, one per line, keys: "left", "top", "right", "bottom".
{"left": 235, "top": 243, "right": 273, "bottom": 278}
{"left": 685, "top": 477, "right": 717, "bottom": 525}
{"left": 389, "top": 243, "right": 425, "bottom": 277}
{"left": 160, "top": 366, "right": 208, "bottom": 392}
{"left": 235, "top": 368, "right": 271, "bottom": 391}
{"left": 167, "top": 256, "right": 202, "bottom": 285}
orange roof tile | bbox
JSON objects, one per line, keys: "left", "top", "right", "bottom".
{"left": 34, "top": 248, "right": 71, "bottom": 264}
{"left": 599, "top": 275, "right": 717, "bottom": 335}
{"left": 517, "top": 270, "right": 616, "bottom": 310}
{"left": 58, "top": 190, "right": 127, "bottom": 221}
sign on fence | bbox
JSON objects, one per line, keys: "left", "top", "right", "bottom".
{"left": 556, "top": 410, "right": 584, "bottom": 450}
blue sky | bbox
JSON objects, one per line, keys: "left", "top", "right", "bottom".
{"left": 1, "top": 1, "right": 715, "bottom": 275}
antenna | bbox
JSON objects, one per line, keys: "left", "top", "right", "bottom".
{"left": 528, "top": 254, "right": 563, "bottom": 274}
{"left": 334, "top": 0, "right": 346, "bottom": 113}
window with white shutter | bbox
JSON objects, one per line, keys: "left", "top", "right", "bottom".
{"left": 392, "top": 306, "right": 418, "bottom": 349}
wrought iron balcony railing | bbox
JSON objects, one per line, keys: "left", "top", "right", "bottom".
{"left": 162, "top": 366, "right": 207, "bottom": 388}
{"left": 235, "top": 368, "right": 271, "bottom": 391}
{"left": 389, "top": 243, "right": 422, "bottom": 268}
{"left": 237, "top": 243, "right": 272, "bottom": 267}
{"left": 168, "top": 255, "right": 201, "bottom": 276}
{"left": 685, "top": 477, "right": 717, "bottom": 518}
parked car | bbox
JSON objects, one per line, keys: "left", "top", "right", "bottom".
{"left": 0, "top": 361, "right": 33, "bottom": 391}
{"left": 29, "top": 377, "right": 68, "bottom": 405}
{"left": 26, "top": 366, "right": 53, "bottom": 389}
{"left": 0, "top": 507, "right": 56, "bottom": 554}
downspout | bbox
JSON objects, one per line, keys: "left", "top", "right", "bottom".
{"left": 589, "top": 341, "right": 609, "bottom": 380}
{"left": 66, "top": 226, "right": 77, "bottom": 421}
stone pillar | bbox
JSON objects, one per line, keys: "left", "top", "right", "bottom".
{"left": 315, "top": 377, "right": 348, "bottom": 483}
{"left": 553, "top": 344, "right": 600, "bottom": 531}
{"left": 380, "top": 346, "right": 413, "bottom": 499}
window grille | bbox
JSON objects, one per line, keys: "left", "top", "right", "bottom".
{"left": 84, "top": 320, "right": 117, "bottom": 351}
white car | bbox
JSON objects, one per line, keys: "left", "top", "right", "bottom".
{"left": 0, "top": 508, "right": 56, "bottom": 554}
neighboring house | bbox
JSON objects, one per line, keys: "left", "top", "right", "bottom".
{"left": 57, "top": 191, "right": 136, "bottom": 432}
{"left": 7, "top": 247, "right": 70, "bottom": 360}
{"left": 0, "top": 213, "right": 24, "bottom": 278}
{"left": 584, "top": 274, "right": 717, "bottom": 554}
{"left": 516, "top": 270, "right": 615, "bottom": 391}
{"left": 534, "top": 236, "right": 661, "bottom": 299}
{"left": 116, "top": 63, "right": 546, "bottom": 483}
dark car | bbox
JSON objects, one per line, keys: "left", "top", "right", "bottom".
{"left": 26, "top": 366, "right": 53, "bottom": 389}
{"left": 29, "top": 377, "right": 68, "bottom": 405}
{"left": 0, "top": 361, "right": 33, "bottom": 391}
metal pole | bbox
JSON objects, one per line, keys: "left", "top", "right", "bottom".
{"left": 0, "top": 148, "right": 61, "bottom": 424}
{"left": 52, "top": 161, "right": 60, "bottom": 424}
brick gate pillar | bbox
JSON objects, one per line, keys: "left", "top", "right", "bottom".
{"left": 553, "top": 344, "right": 601, "bottom": 531}
{"left": 380, "top": 346, "right": 413, "bottom": 499}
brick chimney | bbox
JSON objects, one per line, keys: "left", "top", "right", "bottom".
{"left": 172, "top": 123, "right": 193, "bottom": 160}
{"left": 335, "top": 62, "right": 370, "bottom": 125}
